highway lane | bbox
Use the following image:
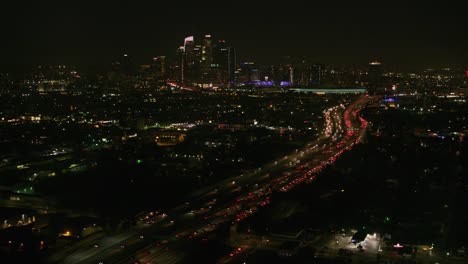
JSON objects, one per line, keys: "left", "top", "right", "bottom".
{"left": 51, "top": 122, "right": 334, "bottom": 261}
{"left": 50, "top": 96, "right": 371, "bottom": 264}
{"left": 55, "top": 101, "right": 351, "bottom": 263}
{"left": 217, "top": 96, "right": 370, "bottom": 263}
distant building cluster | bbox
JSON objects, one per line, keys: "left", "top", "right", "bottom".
{"left": 1, "top": 35, "right": 467, "bottom": 96}
{"left": 104, "top": 35, "right": 376, "bottom": 89}
{"left": 21, "top": 65, "right": 81, "bottom": 93}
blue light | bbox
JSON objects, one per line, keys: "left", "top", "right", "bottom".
{"left": 241, "top": 81, "right": 274, "bottom": 87}
{"left": 383, "top": 96, "right": 398, "bottom": 103}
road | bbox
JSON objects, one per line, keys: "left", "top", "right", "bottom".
{"left": 48, "top": 95, "right": 371, "bottom": 264}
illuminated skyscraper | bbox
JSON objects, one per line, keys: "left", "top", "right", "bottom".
{"left": 184, "top": 36, "right": 194, "bottom": 50}
{"left": 176, "top": 46, "right": 185, "bottom": 83}
{"left": 174, "top": 35, "right": 237, "bottom": 86}
{"left": 184, "top": 36, "right": 195, "bottom": 66}
{"left": 201, "top": 34, "right": 213, "bottom": 74}
{"left": 194, "top": 45, "right": 202, "bottom": 63}
{"left": 182, "top": 36, "right": 202, "bottom": 84}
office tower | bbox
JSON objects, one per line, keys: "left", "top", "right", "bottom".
{"left": 295, "top": 61, "right": 309, "bottom": 86}
{"left": 213, "top": 40, "right": 228, "bottom": 84}
{"left": 120, "top": 54, "right": 136, "bottom": 77}
{"left": 311, "top": 64, "right": 325, "bottom": 86}
{"left": 194, "top": 45, "right": 202, "bottom": 64}
{"left": 183, "top": 36, "right": 201, "bottom": 84}
{"left": 213, "top": 40, "right": 227, "bottom": 66}
{"left": 368, "top": 61, "right": 383, "bottom": 84}
{"left": 227, "top": 47, "right": 237, "bottom": 86}
{"left": 184, "top": 36, "right": 195, "bottom": 66}
{"left": 176, "top": 46, "right": 185, "bottom": 84}
{"left": 239, "top": 62, "right": 255, "bottom": 83}
{"left": 152, "top": 56, "right": 166, "bottom": 80}
{"left": 201, "top": 34, "right": 213, "bottom": 74}
{"left": 368, "top": 61, "right": 383, "bottom": 94}
{"left": 274, "top": 65, "right": 291, "bottom": 85}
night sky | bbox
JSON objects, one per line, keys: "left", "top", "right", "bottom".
{"left": 2, "top": 1, "right": 467, "bottom": 73}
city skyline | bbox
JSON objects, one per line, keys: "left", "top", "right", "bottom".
{"left": 1, "top": 2, "right": 468, "bottom": 263}
{"left": 2, "top": 2, "right": 467, "bottom": 73}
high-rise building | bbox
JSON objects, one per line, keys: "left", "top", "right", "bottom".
{"left": 182, "top": 36, "right": 201, "bottom": 84}
{"left": 184, "top": 36, "right": 195, "bottom": 66}
{"left": 214, "top": 40, "right": 227, "bottom": 66}
{"left": 174, "top": 35, "right": 237, "bottom": 87}
{"left": 176, "top": 46, "right": 185, "bottom": 83}
{"left": 194, "top": 45, "right": 202, "bottom": 63}
{"left": 213, "top": 40, "right": 228, "bottom": 84}
{"left": 227, "top": 47, "right": 237, "bottom": 86}
{"left": 295, "top": 61, "right": 309, "bottom": 86}
{"left": 275, "top": 65, "right": 294, "bottom": 85}
{"left": 120, "top": 54, "right": 136, "bottom": 77}
{"left": 152, "top": 56, "right": 166, "bottom": 80}
{"left": 201, "top": 34, "right": 213, "bottom": 74}
{"left": 239, "top": 62, "right": 257, "bottom": 83}
{"left": 184, "top": 36, "right": 194, "bottom": 50}
{"left": 368, "top": 61, "right": 384, "bottom": 94}
{"left": 109, "top": 54, "right": 136, "bottom": 81}
{"left": 267, "top": 65, "right": 281, "bottom": 83}
{"left": 311, "top": 64, "right": 325, "bottom": 86}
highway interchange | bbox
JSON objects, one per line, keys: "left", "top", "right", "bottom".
{"left": 48, "top": 95, "right": 371, "bottom": 264}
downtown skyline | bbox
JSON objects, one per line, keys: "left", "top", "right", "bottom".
{"left": 1, "top": 2, "right": 468, "bottom": 263}
{"left": 2, "top": 2, "right": 467, "bottom": 73}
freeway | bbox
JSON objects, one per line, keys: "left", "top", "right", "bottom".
{"left": 48, "top": 96, "right": 371, "bottom": 264}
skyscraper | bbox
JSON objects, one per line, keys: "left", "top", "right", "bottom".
{"left": 201, "top": 34, "right": 213, "bottom": 74}
{"left": 311, "top": 64, "right": 325, "bottom": 86}
{"left": 213, "top": 40, "right": 228, "bottom": 84}
{"left": 152, "top": 56, "right": 166, "bottom": 80}
{"left": 174, "top": 35, "right": 237, "bottom": 87}
{"left": 184, "top": 36, "right": 195, "bottom": 67}
{"left": 182, "top": 36, "right": 202, "bottom": 84}
{"left": 176, "top": 46, "right": 185, "bottom": 84}
{"left": 227, "top": 47, "right": 237, "bottom": 86}
{"left": 295, "top": 60, "right": 310, "bottom": 86}
{"left": 120, "top": 54, "right": 136, "bottom": 77}
{"left": 368, "top": 61, "right": 384, "bottom": 94}
{"left": 239, "top": 62, "right": 255, "bottom": 83}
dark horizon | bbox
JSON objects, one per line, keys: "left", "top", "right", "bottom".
{"left": 2, "top": 2, "right": 467, "bottom": 74}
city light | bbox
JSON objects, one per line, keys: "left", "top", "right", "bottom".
{"left": 1, "top": 5, "right": 466, "bottom": 264}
